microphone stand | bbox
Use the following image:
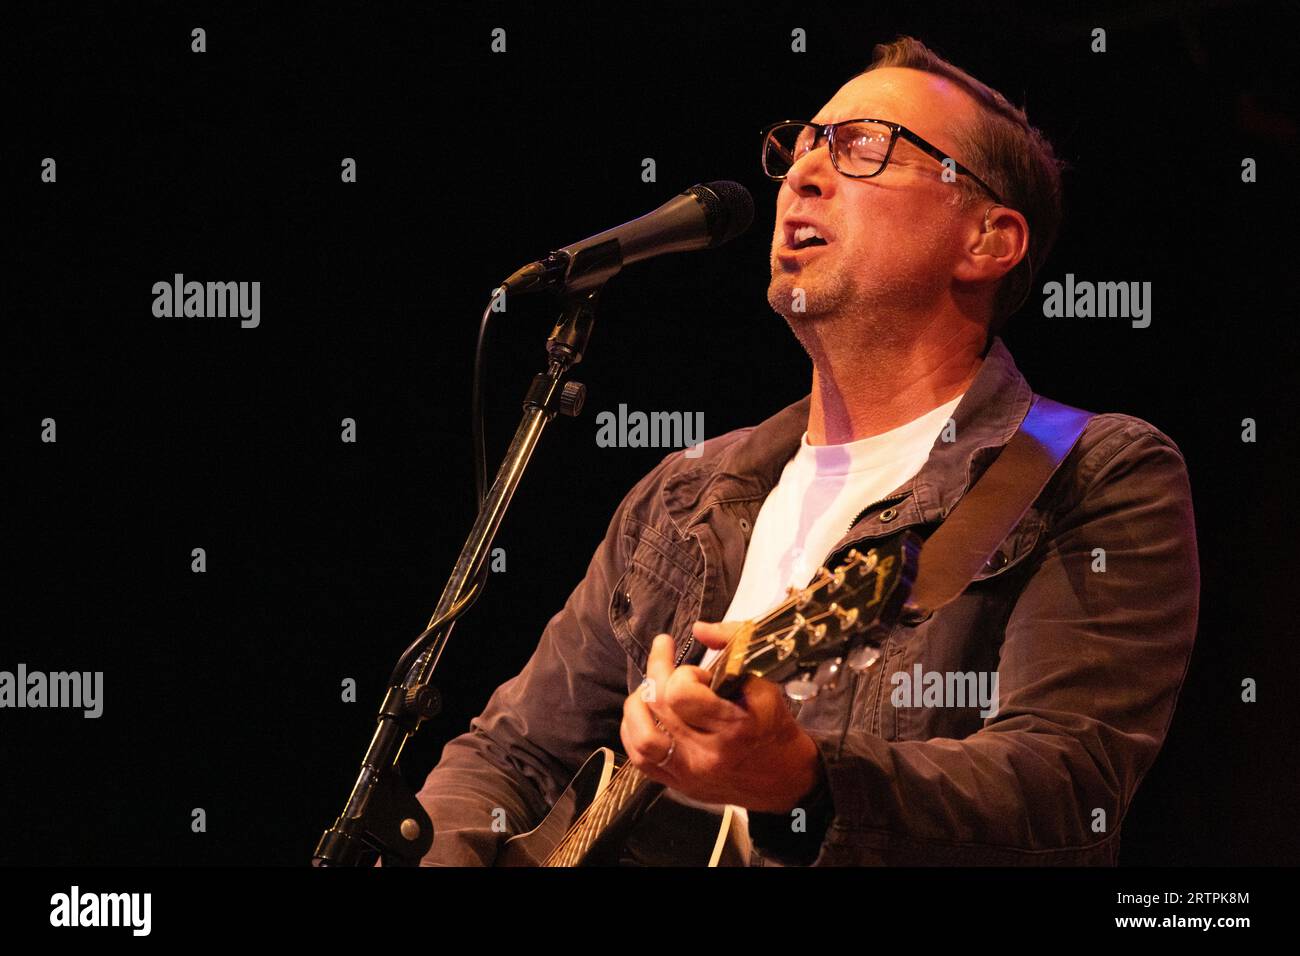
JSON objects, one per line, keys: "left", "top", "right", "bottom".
{"left": 312, "top": 287, "right": 601, "bottom": 866}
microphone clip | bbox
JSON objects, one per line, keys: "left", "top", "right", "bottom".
{"left": 500, "top": 251, "right": 572, "bottom": 296}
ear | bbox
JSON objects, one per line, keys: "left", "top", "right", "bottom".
{"left": 954, "top": 205, "right": 1029, "bottom": 286}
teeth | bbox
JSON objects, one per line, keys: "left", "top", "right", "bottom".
{"left": 793, "top": 224, "right": 824, "bottom": 244}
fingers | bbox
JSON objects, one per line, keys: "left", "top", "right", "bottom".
{"left": 735, "top": 670, "right": 794, "bottom": 731}
{"left": 621, "top": 687, "right": 675, "bottom": 770}
{"left": 642, "top": 634, "right": 708, "bottom": 718}
{"left": 691, "top": 619, "right": 747, "bottom": 650}
{"left": 642, "top": 633, "right": 747, "bottom": 733}
{"left": 642, "top": 633, "right": 678, "bottom": 703}
{"left": 622, "top": 626, "right": 815, "bottom": 807}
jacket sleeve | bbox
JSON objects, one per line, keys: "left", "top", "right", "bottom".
{"left": 754, "top": 425, "right": 1200, "bottom": 865}
{"left": 410, "top": 453, "right": 678, "bottom": 866}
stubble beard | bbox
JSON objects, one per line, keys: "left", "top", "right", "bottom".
{"left": 767, "top": 251, "right": 918, "bottom": 364}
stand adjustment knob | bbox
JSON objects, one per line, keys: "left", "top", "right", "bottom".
{"left": 404, "top": 685, "right": 442, "bottom": 720}
{"left": 559, "top": 381, "right": 586, "bottom": 417}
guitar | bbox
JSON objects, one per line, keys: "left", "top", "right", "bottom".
{"left": 494, "top": 531, "right": 921, "bottom": 866}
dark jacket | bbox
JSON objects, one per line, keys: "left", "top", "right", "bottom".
{"left": 413, "top": 337, "right": 1200, "bottom": 865}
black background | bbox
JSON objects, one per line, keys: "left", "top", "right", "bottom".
{"left": 7, "top": 0, "right": 1298, "bottom": 866}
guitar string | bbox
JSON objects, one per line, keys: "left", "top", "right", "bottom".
{"left": 543, "top": 648, "right": 731, "bottom": 866}
{"left": 581, "top": 767, "right": 631, "bottom": 861}
{"left": 741, "top": 607, "right": 852, "bottom": 666}
{"left": 542, "top": 615, "right": 783, "bottom": 866}
{"left": 547, "top": 754, "right": 645, "bottom": 865}
{"left": 740, "top": 558, "right": 885, "bottom": 665}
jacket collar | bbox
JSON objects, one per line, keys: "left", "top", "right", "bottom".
{"left": 661, "top": 336, "right": 1034, "bottom": 538}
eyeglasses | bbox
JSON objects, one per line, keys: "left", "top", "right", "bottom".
{"left": 761, "top": 118, "right": 1004, "bottom": 204}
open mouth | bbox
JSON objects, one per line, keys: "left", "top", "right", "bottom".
{"left": 786, "top": 223, "right": 830, "bottom": 250}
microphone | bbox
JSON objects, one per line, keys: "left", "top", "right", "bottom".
{"left": 499, "top": 180, "right": 754, "bottom": 296}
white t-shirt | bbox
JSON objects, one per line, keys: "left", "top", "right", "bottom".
{"left": 692, "top": 393, "right": 963, "bottom": 842}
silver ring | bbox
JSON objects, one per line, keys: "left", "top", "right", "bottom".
{"left": 652, "top": 718, "right": 675, "bottom": 768}
{"left": 654, "top": 732, "right": 676, "bottom": 769}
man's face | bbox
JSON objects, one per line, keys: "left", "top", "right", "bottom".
{"left": 767, "top": 67, "right": 983, "bottom": 336}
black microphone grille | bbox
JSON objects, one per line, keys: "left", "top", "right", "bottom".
{"left": 688, "top": 180, "right": 755, "bottom": 247}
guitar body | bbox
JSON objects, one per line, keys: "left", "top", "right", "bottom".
{"left": 495, "top": 748, "right": 617, "bottom": 866}
{"left": 495, "top": 748, "right": 748, "bottom": 866}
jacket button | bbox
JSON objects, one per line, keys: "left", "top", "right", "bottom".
{"left": 879, "top": 507, "right": 898, "bottom": 523}
{"left": 738, "top": 518, "right": 751, "bottom": 535}
{"left": 901, "top": 603, "right": 933, "bottom": 625}
{"left": 985, "top": 551, "right": 1008, "bottom": 571}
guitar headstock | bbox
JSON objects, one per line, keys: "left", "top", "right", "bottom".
{"left": 710, "top": 531, "right": 920, "bottom": 700}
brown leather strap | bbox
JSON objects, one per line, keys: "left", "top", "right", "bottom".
{"left": 907, "top": 396, "right": 1094, "bottom": 616}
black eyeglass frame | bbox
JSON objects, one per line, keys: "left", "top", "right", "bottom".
{"left": 761, "top": 118, "right": 1005, "bottom": 205}
{"left": 762, "top": 117, "right": 1036, "bottom": 317}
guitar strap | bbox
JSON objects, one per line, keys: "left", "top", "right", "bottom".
{"left": 904, "top": 395, "right": 1094, "bottom": 616}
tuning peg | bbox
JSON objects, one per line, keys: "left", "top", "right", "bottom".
{"left": 790, "top": 613, "right": 828, "bottom": 646}
{"left": 785, "top": 583, "right": 813, "bottom": 609}
{"left": 844, "top": 547, "right": 878, "bottom": 576}
{"left": 829, "top": 602, "right": 861, "bottom": 632}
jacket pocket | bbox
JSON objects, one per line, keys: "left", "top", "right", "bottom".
{"left": 608, "top": 526, "right": 702, "bottom": 674}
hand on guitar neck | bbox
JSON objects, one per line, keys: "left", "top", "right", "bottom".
{"left": 493, "top": 536, "right": 916, "bottom": 866}
{"left": 619, "top": 624, "right": 826, "bottom": 814}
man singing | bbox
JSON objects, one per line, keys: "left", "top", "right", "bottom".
{"left": 412, "top": 36, "right": 1199, "bottom": 865}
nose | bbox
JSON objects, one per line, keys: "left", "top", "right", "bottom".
{"left": 783, "top": 143, "right": 836, "bottom": 199}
